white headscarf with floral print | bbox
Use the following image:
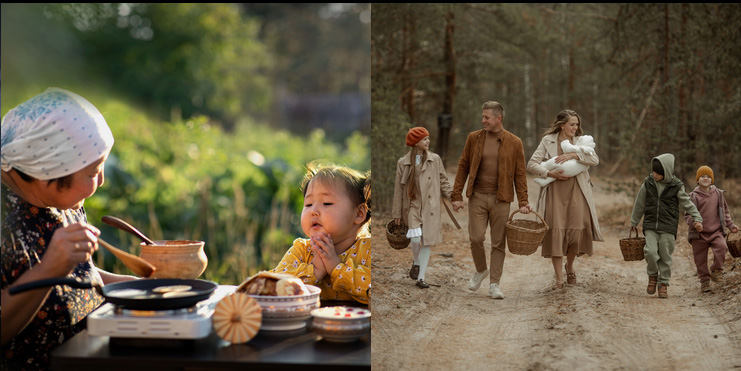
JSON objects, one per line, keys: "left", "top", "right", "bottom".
{"left": 1, "top": 88, "right": 114, "bottom": 180}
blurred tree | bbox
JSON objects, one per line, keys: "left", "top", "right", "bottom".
{"left": 45, "top": 3, "right": 272, "bottom": 130}
{"left": 240, "top": 3, "right": 371, "bottom": 140}
{"left": 240, "top": 3, "right": 370, "bottom": 95}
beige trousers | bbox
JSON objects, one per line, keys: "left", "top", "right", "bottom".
{"left": 468, "top": 192, "right": 510, "bottom": 284}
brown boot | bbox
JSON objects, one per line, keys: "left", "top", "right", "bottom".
{"left": 647, "top": 276, "right": 658, "bottom": 295}
{"left": 658, "top": 283, "right": 668, "bottom": 298}
{"left": 409, "top": 263, "right": 420, "bottom": 280}
{"left": 700, "top": 280, "right": 711, "bottom": 293}
{"left": 711, "top": 270, "right": 723, "bottom": 283}
{"left": 416, "top": 279, "right": 430, "bottom": 289}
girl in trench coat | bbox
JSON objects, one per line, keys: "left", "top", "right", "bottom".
{"left": 392, "top": 127, "right": 453, "bottom": 288}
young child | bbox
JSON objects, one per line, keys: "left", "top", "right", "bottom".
{"left": 391, "top": 127, "right": 453, "bottom": 289}
{"left": 630, "top": 153, "right": 703, "bottom": 298}
{"left": 271, "top": 162, "right": 371, "bottom": 304}
{"left": 686, "top": 165, "right": 738, "bottom": 293}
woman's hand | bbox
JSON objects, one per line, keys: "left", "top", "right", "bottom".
{"left": 310, "top": 233, "right": 340, "bottom": 280}
{"left": 554, "top": 152, "right": 579, "bottom": 164}
{"left": 394, "top": 218, "right": 401, "bottom": 226}
{"left": 548, "top": 170, "right": 571, "bottom": 181}
{"left": 694, "top": 222, "right": 703, "bottom": 232}
{"left": 42, "top": 223, "right": 100, "bottom": 277}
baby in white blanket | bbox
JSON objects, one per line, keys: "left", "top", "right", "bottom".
{"left": 534, "top": 135, "right": 595, "bottom": 187}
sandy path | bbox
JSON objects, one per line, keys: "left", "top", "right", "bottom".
{"left": 371, "top": 172, "right": 741, "bottom": 370}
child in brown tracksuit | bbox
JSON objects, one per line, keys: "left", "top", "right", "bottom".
{"left": 686, "top": 165, "right": 738, "bottom": 293}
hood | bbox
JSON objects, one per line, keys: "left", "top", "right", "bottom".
{"left": 652, "top": 153, "right": 675, "bottom": 184}
{"left": 692, "top": 185, "right": 717, "bottom": 199}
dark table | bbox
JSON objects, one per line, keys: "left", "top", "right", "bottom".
{"left": 51, "top": 301, "right": 370, "bottom": 371}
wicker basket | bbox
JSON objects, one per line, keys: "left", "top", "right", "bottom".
{"left": 619, "top": 229, "right": 645, "bottom": 261}
{"left": 505, "top": 210, "right": 548, "bottom": 256}
{"left": 727, "top": 230, "right": 741, "bottom": 258}
{"left": 386, "top": 220, "right": 410, "bottom": 250}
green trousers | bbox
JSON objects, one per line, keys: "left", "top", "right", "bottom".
{"left": 644, "top": 230, "right": 676, "bottom": 285}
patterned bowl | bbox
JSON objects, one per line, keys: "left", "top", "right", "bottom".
{"left": 311, "top": 306, "right": 371, "bottom": 342}
{"left": 249, "top": 285, "right": 321, "bottom": 331}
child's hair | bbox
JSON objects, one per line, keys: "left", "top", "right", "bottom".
{"left": 407, "top": 146, "right": 428, "bottom": 201}
{"left": 300, "top": 161, "right": 371, "bottom": 233}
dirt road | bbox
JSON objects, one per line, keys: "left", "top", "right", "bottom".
{"left": 371, "top": 173, "right": 741, "bottom": 370}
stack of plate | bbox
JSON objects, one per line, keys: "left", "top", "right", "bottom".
{"left": 311, "top": 306, "right": 371, "bottom": 342}
{"left": 248, "top": 285, "right": 321, "bottom": 331}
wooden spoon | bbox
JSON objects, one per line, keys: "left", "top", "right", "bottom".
{"left": 101, "top": 215, "right": 157, "bottom": 245}
{"left": 98, "top": 238, "right": 156, "bottom": 278}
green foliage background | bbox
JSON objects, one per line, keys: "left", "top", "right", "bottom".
{"left": 2, "top": 3, "right": 370, "bottom": 285}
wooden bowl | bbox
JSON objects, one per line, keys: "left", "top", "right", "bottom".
{"left": 139, "top": 240, "right": 208, "bottom": 279}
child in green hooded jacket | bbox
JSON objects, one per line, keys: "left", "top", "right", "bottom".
{"left": 630, "top": 153, "right": 703, "bottom": 298}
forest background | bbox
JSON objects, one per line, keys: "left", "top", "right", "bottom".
{"left": 372, "top": 3, "right": 741, "bottom": 215}
{"left": 1, "top": 3, "right": 371, "bottom": 285}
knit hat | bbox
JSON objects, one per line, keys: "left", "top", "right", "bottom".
{"left": 652, "top": 159, "right": 664, "bottom": 176}
{"left": 695, "top": 165, "right": 714, "bottom": 184}
{"left": 406, "top": 127, "right": 429, "bottom": 147}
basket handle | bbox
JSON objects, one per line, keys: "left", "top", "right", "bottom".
{"left": 628, "top": 227, "right": 640, "bottom": 239}
{"left": 508, "top": 209, "right": 549, "bottom": 230}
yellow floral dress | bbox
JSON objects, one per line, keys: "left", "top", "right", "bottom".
{"left": 271, "top": 234, "right": 371, "bottom": 304}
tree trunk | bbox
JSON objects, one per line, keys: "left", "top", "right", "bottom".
{"left": 400, "top": 10, "right": 417, "bottom": 123}
{"left": 438, "top": 10, "right": 456, "bottom": 166}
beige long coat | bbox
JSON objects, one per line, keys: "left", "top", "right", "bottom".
{"left": 527, "top": 133, "right": 604, "bottom": 241}
{"left": 392, "top": 151, "right": 453, "bottom": 246}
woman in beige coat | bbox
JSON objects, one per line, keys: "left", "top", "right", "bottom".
{"left": 392, "top": 127, "right": 453, "bottom": 289}
{"left": 527, "top": 110, "right": 603, "bottom": 289}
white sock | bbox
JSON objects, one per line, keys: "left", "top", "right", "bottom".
{"left": 418, "top": 245, "right": 431, "bottom": 281}
{"left": 411, "top": 236, "right": 421, "bottom": 262}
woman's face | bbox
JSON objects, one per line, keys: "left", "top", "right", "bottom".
{"left": 415, "top": 136, "right": 430, "bottom": 151}
{"left": 560, "top": 116, "right": 580, "bottom": 139}
{"left": 301, "top": 178, "right": 363, "bottom": 242}
{"left": 43, "top": 152, "right": 109, "bottom": 210}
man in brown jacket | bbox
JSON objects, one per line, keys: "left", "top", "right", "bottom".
{"left": 452, "top": 101, "right": 531, "bottom": 299}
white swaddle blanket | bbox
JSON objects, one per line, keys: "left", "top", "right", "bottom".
{"left": 534, "top": 135, "right": 595, "bottom": 187}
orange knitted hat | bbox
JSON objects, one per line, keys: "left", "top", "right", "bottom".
{"left": 406, "top": 127, "right": 429, "bottom": 147}
{"left": 695, "top": 165, "right": 714, "bottom": 184}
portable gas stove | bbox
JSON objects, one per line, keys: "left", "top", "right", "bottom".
{"left": 88, "top": 285, "right": 236, "bottom": 340}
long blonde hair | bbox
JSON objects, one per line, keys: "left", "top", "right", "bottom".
{"left": 542, "top": 109, "right": 583, "bottom": 138}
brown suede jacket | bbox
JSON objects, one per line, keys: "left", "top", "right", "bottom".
{"left": 451, "top": 128, "right": 529, "bottom": 207}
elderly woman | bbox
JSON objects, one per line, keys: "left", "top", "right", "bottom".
{"left": 1, "top": 88, "right": 136, "bottom": 370}
{"left": 527, "top": 110, "right": 604, "bottom": 290}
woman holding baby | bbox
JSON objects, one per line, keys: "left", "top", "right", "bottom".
{"left": 527, "top": 109, "right": 603, "bottom": 289}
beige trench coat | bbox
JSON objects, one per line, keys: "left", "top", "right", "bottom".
{"left": 526, "top": 133, "right": 604, "bottom": 242}
{"left": 392, "top": 150, "right": 453, "bottom": 246}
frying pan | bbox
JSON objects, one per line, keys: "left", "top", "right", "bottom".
{"left": 9, "top": 277, "right": 218, "bottom": 310}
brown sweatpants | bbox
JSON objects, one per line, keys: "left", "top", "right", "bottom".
{"left": 468, "top": 192, "right": 510, "bottom": 284}
{"left": 691, "top": 231, "right": 728, "bottom": 282}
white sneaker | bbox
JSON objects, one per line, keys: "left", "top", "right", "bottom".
{"left": 489, "top": 283, "right": 504, "bottom": 299}
{"left": 468, "top": 268, "right": 489, "bottom": 291}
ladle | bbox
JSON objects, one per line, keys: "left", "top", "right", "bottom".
{"left": 101, "top": 215, "right": 157, "bottom": 245}
{"left": 98, "top": 238, "right": 156, "bottom": 278}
